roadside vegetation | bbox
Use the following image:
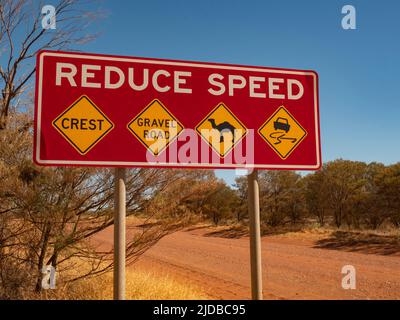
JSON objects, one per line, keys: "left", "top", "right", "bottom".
{"left": 171, "top": 161, "right": 400, "bottom": 234}
{"left": 20, "top": 260, "right": 209, "bottom": 300}
{"left": 231, "top": 162, "right": 400, "bottom": 231}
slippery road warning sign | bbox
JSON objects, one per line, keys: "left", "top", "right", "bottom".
{"left": 52, "top": 95, "right": 114, "bottom": 155}
{"left": 34, "top": 50, "right": 321, "bottom": 169}
{"left": 127, "top": 99, "right": 184, "bottom": 155}
{"left": 258, "top": 106, "right": 307, "bottom": 159}
{"left": 196, "top": 103, "right": 247, "bottom": 158}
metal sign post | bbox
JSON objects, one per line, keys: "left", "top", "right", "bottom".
{"left": 114, "top": 168, "right": 126, "bottom": 300}
{"left": 247, "top": 169, "right": 263, "bottom": 300}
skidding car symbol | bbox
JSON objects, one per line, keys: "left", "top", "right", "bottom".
{"left": 273, "top": 117, "right": 290, "bottom": 133}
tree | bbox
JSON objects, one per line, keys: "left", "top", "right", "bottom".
{"left": 258, "top": 171, "right": 302, "bottom": 227}
{"left": 303, "top": 170, "right": 329, "bottom": 226}
{"left": 0, "top": 0, "right": 99, "bottom": 130}
{"left": 323, "top": 160, "right": 367, "bottom": 228}
{"left": 233, "top": 175, "right": 248, "bottom": 222}
{"left": 0, "top": 0, "right": 121, "bottom": 298}
{"left": 357, "top": 162, "right": 386, "bottom": 229}
{"left": 200, "top": 182, "right": 240, "bottom": 225}
{"left": 375, "top": 163, "right": 400, "bottom": 228}
{"left": 145, "top": 169, "right": 218, "bottom": 221}
{"left": 285, "top": 177, "right": 306, "bottom": 225}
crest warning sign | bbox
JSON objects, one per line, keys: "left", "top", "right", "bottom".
{"left": 52, "top": 95, "right": 114, "bottom": 155}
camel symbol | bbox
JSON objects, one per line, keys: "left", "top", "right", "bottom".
{"left": 207, "top": 119, "right": 236, "bottom": 143}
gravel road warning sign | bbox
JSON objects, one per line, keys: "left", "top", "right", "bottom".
{"left": 127, "top": 99, "right": 184, "bottom": 155}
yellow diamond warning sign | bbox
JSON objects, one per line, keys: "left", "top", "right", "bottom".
{"left": 196, "top": 103, "right": 247, "bottom": 157}
{"left": 127, "top": 99, "right": 184, "bottom": 155}
{"left": 258, "top": 106, "right": 307, "bottom": 159}
{"left": 52, "top": 95, "right": 114, "bottom": 155}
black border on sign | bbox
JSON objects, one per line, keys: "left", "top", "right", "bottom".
{"left": 258, "top": 106, "right": 307, "bottom": 160}
{"left": 52, "top": 95, "right": 114, "bottom": 155}
{"left": 195, "top": 102, "right": 248, "bottom": 158}
{"left": 126, "top": 99, "right": 185, "bottom": 156}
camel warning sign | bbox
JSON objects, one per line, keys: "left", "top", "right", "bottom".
{"left": 52, "top": 95, "right": 114, "bottom": 155}
{"left": 34, "top": 50, "right": 320, "bottom": 169}
{"left": 196, "top": 103, "right": 247, "bottom": 157}
{"left": 127, "top": 99, "right": 184, "bottom": 156}
{"left": 258, "top": 106, "right": 307, "bottom": 159}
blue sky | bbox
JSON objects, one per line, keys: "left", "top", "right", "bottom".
{"left": 51, "top": 0, "right": 400, "bottom": 186}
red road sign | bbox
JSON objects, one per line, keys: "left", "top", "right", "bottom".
{"left": 34, "top": 50, "right": 321, "bottom": 170}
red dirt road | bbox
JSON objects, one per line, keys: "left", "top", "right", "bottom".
{"left": 95, "top": 225, "right": 400, "bottom": 300}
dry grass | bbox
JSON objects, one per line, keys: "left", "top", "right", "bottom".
{"left": 192, "top": 220, "right": 400, "bottom": 242}
{"left": 38, "top": 266, "right": 209, "bottom": 300}
{"left": 280, "top": 224, "right": 400, "bottom": 240}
